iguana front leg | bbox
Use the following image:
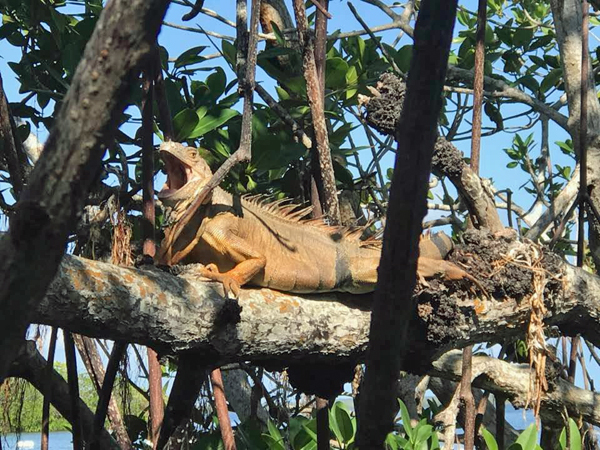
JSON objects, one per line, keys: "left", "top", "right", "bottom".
{"left": 196, "top": 218, "right": 267, "bottom": 297}
{"left": 200, "top": 259, "right": 265, "bottom": 297}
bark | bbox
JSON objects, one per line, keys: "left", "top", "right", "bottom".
{"left": 221, "top": 369, "right": 269, "bottom": 423}
{"left": 9, "top": 341, "right": 118, "bottom": 449}
{"left": 292, "top": 0, "right": 341, "bottom": 223}
{"left": 0, "top": 72, "right": 26, "bottom": 197}
{"left": 14, "top": 237, "right": 600, "bottom": 428}
{"left": 20, "top": 233, "right": 600, "bottom": 369}
{"left": 550, "top": 0, "right": 600, "bottom": 267}
{"left": 156, "top": 357, "right": 205, "bottom": 450}
{"left": 356, "top": 1, "right": 458, "bottom": 447}
{"left": 0, "top": 0, "right": 171, "bottom": 382}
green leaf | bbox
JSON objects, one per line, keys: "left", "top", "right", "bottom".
{"left": 222, "top": 40, "right": 237, "bottom": 68}
{"left": 326, "top": 57, "right": 350, "bottom": 89}
{"left": 49, "top": 8, "right": 69, "bottom": 34}
{"left": 345, "top": 65, "right": 359, "bottom": 99}
{"left": 515, "top": 423, "right": 538, "bottom": 450}
{"left": 173, "top": 108, "right": 200, "bottom": 141}
{"left": 513, "top": 27, "right": 534, "bottom": 48}
{"left": 301, "top": 421, "right": 318, "bottom": 442}
{"left": 398, "top": 399, "right": 413, "bottom": 440}
{"left": 331, "top": 402, "right": 355, "bottom": 444}
{"left": 189, "top": 108, "right": 239, "bottom": 138}
{"left": 559, "top": 419, "right": 581, "bottom": 450}
{"left": 395, "top": 45, "right": 413, "bottom": 73}
{"left": 529, "top": 55, "right": 547, "bottom": 68}
{"left": 541, "top": 68, "right": 563, "bottom": 93}
{"left": 517, "top": 75, "right": 539, "bottom": 93}
{"left": 385, "top": 433, "right": 399, "bottom": 450}
{"left": 175, "top": 46, "right": 208, "bottom": 68}
{"left": 414, "top": 424, "right": 433, "bottom": 447}
{"left": 206, "top": 67, "right": 227, "bottom": 100}
{"left": 482, "top": 428, "right": 499, "bottom": 450}
{"left": 262, "top": 434, "right": 285, "bottom": 450}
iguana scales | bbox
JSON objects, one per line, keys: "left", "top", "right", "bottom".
{"left": 156, "top": 142, "right": 481, "bottom": 297}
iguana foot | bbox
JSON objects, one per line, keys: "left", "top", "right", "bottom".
{"left": 200, "top": 264, "right": 242, "bottom": 298}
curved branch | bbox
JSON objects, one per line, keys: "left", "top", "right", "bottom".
{"left": 431, "top": 351, "right": 600, "bottom": 428}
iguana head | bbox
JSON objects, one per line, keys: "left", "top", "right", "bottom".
{"left": 158, "top": 142, "right": 213, "bottom": 218}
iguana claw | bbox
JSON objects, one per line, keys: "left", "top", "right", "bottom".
{"left": 201, "top": 264, "right": 241, "bottom": 298}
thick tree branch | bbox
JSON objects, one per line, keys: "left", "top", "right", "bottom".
{"left": 430, "top": 351, "right": 600, "bottom": 427}
{"left": 356, "top": 2, "right": 458, "bottom": 446}
{"left": 23, "top": 243, "right": 600, "bottom": 366}
{"left": 0, "top": 0, "right": 171, "bottom": 382}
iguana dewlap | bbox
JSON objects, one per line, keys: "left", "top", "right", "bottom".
{"left": 156, "top": 142, "right": 477, "bottom": 297}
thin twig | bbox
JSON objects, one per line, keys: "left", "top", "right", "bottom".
{"left": 211, "top": 369, "right": 237, "bottom": 450}
{"left": 90, "top": 342, "right": 127, "bottom": 450}
{"left": 293, "top": 0, "right": 341, "bottom": 223}
{"left": 41, "top": 327, "right": 58, "bottom": 450}
{"left": 255, "top": 85, "right": 312, "bottom": 148}
{"left": 64, "top": 331, "right": 83, "bottom": 450}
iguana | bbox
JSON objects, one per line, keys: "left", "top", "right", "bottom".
{"left": 156, "top": 142, "right": 483, "bottom": 297}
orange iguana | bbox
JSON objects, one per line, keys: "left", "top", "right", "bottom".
{"left": 156, "top": 142, "right": 481, "bottom": 297}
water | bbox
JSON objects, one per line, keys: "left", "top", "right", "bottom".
{"left": 2, "top": 431, "right": 73, "bottom": 450}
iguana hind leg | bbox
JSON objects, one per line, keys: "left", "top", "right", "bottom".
{"left": 198, "top": 218, "right": 268, "bottom": 297}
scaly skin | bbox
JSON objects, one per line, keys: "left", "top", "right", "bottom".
{"left": 157, "top": 142, "right": 481, "bottom": 296}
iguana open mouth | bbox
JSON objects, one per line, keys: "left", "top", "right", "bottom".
{"left": 158, "top": 151, "right": 195, "bottom": 199}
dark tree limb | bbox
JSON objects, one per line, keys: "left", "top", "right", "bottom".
{"left": 73, "top": 335, "right": 132, "bottom": 449}
{"left": 356, "top": 1, "right": 458, "bottom": 447}
{"left": 91, "top": 341, "right": 127, "bottom": 450}
{"left": 461, "top": 1, "right": 487, "bottom": 446}
{"left": 157, "top": 357, "right": 205, "bottom": 449}
{"left": 0, "top": 0, "right": 171, "bottom": 383}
